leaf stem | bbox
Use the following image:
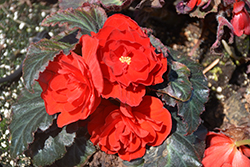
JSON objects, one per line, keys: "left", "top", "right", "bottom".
{"left": 235, "top": 139, "right": 250, "bottom": 147}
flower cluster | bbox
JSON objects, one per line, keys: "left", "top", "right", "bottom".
{"left": 202, "top": 132, "right": 250, "bottom": 167}
{"left": 37, "top": 14, "right": 172, "bottom": 161}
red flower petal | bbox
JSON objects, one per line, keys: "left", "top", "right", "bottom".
{"left": 232, "top": 148, "right": 250, "bottom": 167}
{"left": 102, "top": 79, "right": 146, "bottom": 107}
{"left": 79, "top": 35, "right": 104, "bottom": 94}
{"left": 134, "top": 96, "right": 172, "bottom": 146}
{"left": 202, "top": 143, "right": 235, "bottom": 167}
{"left": 206, "top": 132, "right": 234, "bottom": 146}
{"left": 202, "top": 132, "right": 250, "bottom": 167}
{"left": 186, "top": 0, "right": 198, "bottom": 11}
{"left": 241, "top": 145, "right": 250, "bottom": 157}
{"left": 102, "top": 14, "right": 143, "bottom": 33}
{"left": 233, "top": 1, "right": 245, "bottom": 14}
{"left": 118, "top": 145, "right": 146, "bottom": 162}
{"left": 231, "top": 2, "right": 250, "bottom": 36}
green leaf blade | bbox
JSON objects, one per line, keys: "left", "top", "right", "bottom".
{"left": 41, "top": 4, "right": 107, "bottom": 35}
{"left": 100, "top": 0, "right": 133, "bottom": 11}
{"left": 149, "top": 33, "right": 208, "bottom": 134}
{"left": 10, "top": 83, "right": 54, "bottom": 158}
{"left": 143, "top": 115, "right": 205, "bottom": 167}
{"left": 53, "top": 127, "right": 96, "bottom": 167}
{"left": 33, "top": 128, "right": 76, "bottom": 166}
{"left": 158, "top": 61, "right": 192, "bottom": 102}
{"left": 59, "top": 0, "right": 87, "bottom": 9}
{"left": 167, "top": 48, "right": 209, "bottom": 134}
{"left": 165, "top": 131, "right": 202, "bottom": 167}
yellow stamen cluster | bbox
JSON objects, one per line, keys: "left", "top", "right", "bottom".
{"left": 119, "top": 56, "right": 131, "bottom": 65}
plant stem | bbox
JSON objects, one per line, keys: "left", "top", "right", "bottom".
{"left": 203, "top": 58, "right": 220, "bottom": 74}
{"left": 235, "top": 139, "right": 250, "bottom": 147}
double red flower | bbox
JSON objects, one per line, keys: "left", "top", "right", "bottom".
{"left": 92, "top": 14, "right": 167, "bottom": 107}
{"left": 37, "top": 14, "right": 171, "bottom": 161}
{"left": 37, "top": 35, "right": 103, "bottom": 127}
{"left": 88, "top": 96, "right": 172, "bottom": 161}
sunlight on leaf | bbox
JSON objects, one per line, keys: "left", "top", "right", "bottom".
{"left": 157, "top": 60, "right": 192, "bottom": 102}
{"left": 168, "top": 47, "right": 209, "bottom": 134}
{"left": 33, "top": 128, "right": 76, "bottom": 166}
{"left": 10, "top": 83, "right": 54, "bottom": 158}
{"left": 143, "top": 114, "right": 206, "bottom": 167}
{"left": 42, "top": 4, "right": 107, "bottom": 35}
{"left": 53, "top": 127, "right": 96, "bottom": 167}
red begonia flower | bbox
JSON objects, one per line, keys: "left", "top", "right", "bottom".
{"left": 37, "top": 35, "right": 103, "bottom": 127}
{"left": 202, "top": 132, "right": 250, "bottom": 167}
{"left": 92, "top": 14, "right": 167, "bottom": 107}
{"left": 231, "top": 1, "right": 250, "bottom": 36}
{"left": 88, "top": 96, "right": 172, "bottom": 161}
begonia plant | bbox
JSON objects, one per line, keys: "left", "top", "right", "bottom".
{"left": 8, "top": 0, "right": 250, "bottom": 166}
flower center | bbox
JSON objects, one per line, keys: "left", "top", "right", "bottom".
{"left": 119, "top": 56, "right": 131, "bottom": 65}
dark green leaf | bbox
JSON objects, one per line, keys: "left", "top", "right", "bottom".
{"left": 123, "top": 158, "right": 144, "bottom": 167}
{"left": 148, "top": 30, "right": 169, "bottom": 58}
{"left": 10, "top": 83, "right": 54, "bottom": 158}
{"left": 164, "top": 117, "right": 204, "bottom": 167}
{"left": 59, "top": 0, "right": 85, "bottom": 9}
{"left": 143, "top": 141, "right": 168, "bottom": 167}
{"left": 23, "top": 39, "right": 73, "bottom": 91}
{"left": 149, "top": 33, "right": 209, "bottom": 134}
{"left": 101, "top": 0, "right": 124, "bottom": 6}
{"left": 100, "top": 0, "right": 133, "bottom": 11}
{"left": 53, "top": 127, "right": 96, "bottom": 167}
{"left": 41, "top": 4, "right": 107, "bottom": 35}
{"left": 160, "top": 94, "right": 178, "bottom": 107}
{"left": 157, "top": 61, "right": 192, "bottom": 102}
{"left": 143, "top": 114, "right": 205, "bottom": 167}
{"left": 33, "top": 128, "right": 76, "bottom": 166}
{"left": 168, "top": 48, "right": 209, "bottom": 134}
